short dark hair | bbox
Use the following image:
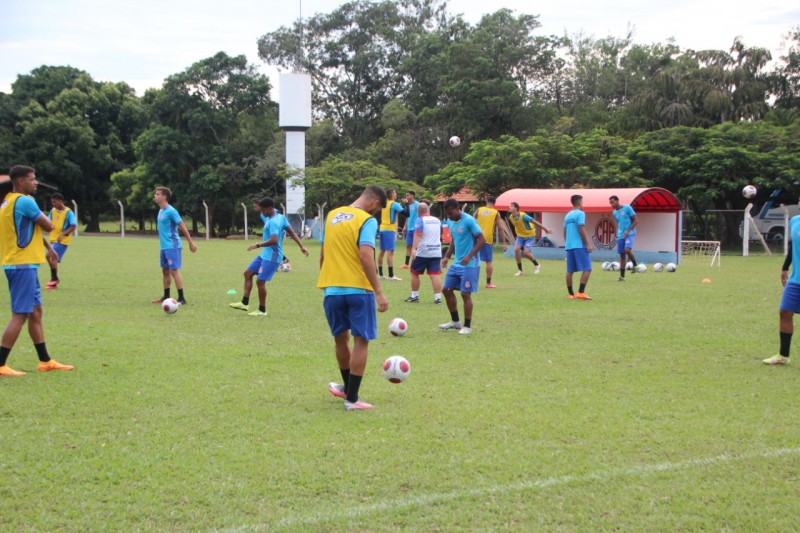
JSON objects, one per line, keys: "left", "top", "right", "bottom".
{"left": 156, "top": 186, "right": 172, "bottom": 200}
{"left": 609, "top": 195, "right": 619, "bottom": 202}
{"left": 486, "top": 196, "right": 496, "bottom": 204}
{"left": 365, "top": 185, "right": 388, "bottom": 208}
{"left": 571, "top": 194, "right": 583, "bottom": 206}
{"left": 9, "top": 165, "right": 35, "bottom": 180}
{"left": 258, "top": 197, "right": 274, "bottom": 208}
{"left": 386, "top": 188, "right": 396, "bottom": 197}
{"left": 444, "top": 198, "right": 459, "bottom": 211}
{"left": 406, "top": 190, "right": 416, "bottom": 198}
{"left": 509, "top": 201, "right": 519, "bottom": 210}
{"left": 50, "top": 192, "right": 64, "bottom": 202}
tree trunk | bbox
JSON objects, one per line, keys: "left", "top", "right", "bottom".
{"left": 85, "top": 209, "right": 101, "bottom": 233}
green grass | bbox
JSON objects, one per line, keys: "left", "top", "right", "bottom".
{"left": 1, "top": 236, "right": 799, "bottom": 531}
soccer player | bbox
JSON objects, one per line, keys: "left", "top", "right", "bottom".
{"left": 610, "top": 195, "right": 638, "bottom": 280}
{"left": 321, "top": 185, "right": 388, "bottom": 411}
{"left": 229, "top": 199, "right": 278, "bottom": 312}
{"left": 440, "top": 198, "right": 486, "bottom": 335}
{"left": 508, "top": 201, "right": 551, "bottom": 276}
{"left": 564, "top": 194, "right": 593, "bottom": 300}
{"left": 151, "top": 186, "right": 197, "bottom": 305}
{"left": 45, "top": 192, "right": 77, "bottom": 289}
{"left": 474, "top": 195, "right": 510, "bottom": 288}
{"left": 764, "top": 206, "right": 800, "bottom": 365}
{"left": 0, "top": 165, "right": 74, "bottom": 376}
{"left": 400, "top": 190, "right": 420, "bottom": 269}
{"left": 243, "top": 197, "right": 309, "bottom": 316}
{"left": 377, "top": 188, "right": 405, "bottom": 280}
{"left": 404, "top": 202, "right": 443, "bottom": 304}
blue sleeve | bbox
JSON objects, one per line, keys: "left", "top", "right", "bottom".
{"left": 168, "top": 207, "right": 182, "bottom": 224}
{"left": 392, "top": 203, "right": 403, "bottom": 214}
{"left": 267, "top": 218, "right": 280, "bottom": 237}
{"left": 468, "top": 217, "right": 482, "bottom": 237}
{"left": 17, "top": 196, "right": 42, "bottom": 221}
{"left": 358, "top": 218, "right": 378, "bottom": 248}
{"left": 578, "top": 212, "right": 586, "bottom": 225}
{"left": 625, "top": 205, "right": 636, "bottom": 217}
{"left": 414, "top": 218, "right": 424, "bottom": 233}
{"left": 65, "top": 210, "right": 76, "bottom": 227}
{"left": 523, "top": 214, "right": 533, "bottom": 223}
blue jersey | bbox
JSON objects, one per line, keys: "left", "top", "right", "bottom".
{"left": 613, "top": 205, "right": 637, "bottom": 238}
{"left": 448, "top": 213, "right": 482, "bottom": 267}
{"left": 564, "top": 209, "right": 586, "bottom": 250}
{"left": 406, "top": 201, "right": 420, "bottom": 230}
{"left": 157, "top": 205, "right": 182, "bottom": 250}
{"left": 789, "top": 216, "right": 800, "bottom": 285}
{"left": 261, "top": 213, "right": 289, "bottom": 263}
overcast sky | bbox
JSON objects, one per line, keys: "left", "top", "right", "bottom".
{"left": 1, "top": 0, "right": 798, "bottom": 96}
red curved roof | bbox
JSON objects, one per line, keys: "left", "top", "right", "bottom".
{"left": 494, "top": 188, "right": 680, "bottom": 213}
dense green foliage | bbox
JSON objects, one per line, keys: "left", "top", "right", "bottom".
{"left": 1, "top": 0, "right": 799, "bottom": 236}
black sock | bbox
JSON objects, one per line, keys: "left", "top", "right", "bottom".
{"left": 464, "top": 319, "right": 471, "bottom": 328}
{"left": 579, "top": 283, "right": 586, "bottom": 293}
{"left": 0, "top": 346, "right": 10, "bottom": 366}
{"left": 242, "top": 296, "right": 250, "bottom": 306}
{"left": 259, "top": 305, "right": 266, "bottom": 312}
{"left": 283, "top": 256, "right": 289, "bottom": 263}
{"left": 567, "top": 286, "right": 574, "bottom": 295}
{"left": 487, "top": 277, "right": 491, "bottom": 284}
{"left": 178, "top": 289, "right": 185, "bottom": 300}
{"left": 388, "top": 267, "right": 394, "bottom": 278}
{"left": 632, "top": 259, "right": 637, "bottom": 267}
{"left": 346, "top": 374, "right": 363, "bottom": 403}
{"left": 340, "top": 368, "right": 350, "bottom": 391}
{"left": 378, "top": 266, "right": 384, "bottom": 276}
{"left": 533, "top": 259, "right": 539, "bottom": 266}
{"left": 517, "top": 262, "right": 522, "bottom": 271}
{"left": 34, "top": 342, "right": 50, "bottom": 363}
{"left": 450, "top": 310, "right": 460, "bottom": 323}
{"left": 620, "top": 270, "right": 625, "bottom": 278}
{"left": 50, "top": 268, "right": 59, "bottom": 281}
{"left": 163, "top": 288, "right": 170, "bottom": 299}
{"left": 780, "top": 331, "right": 792, "bottom": 357}
{"left": 404, "top": 255, "right": 410, "bottom": 266}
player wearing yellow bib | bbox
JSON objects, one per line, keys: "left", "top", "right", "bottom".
{"left": 377, "top": 188, "right": 405, "bottom": 281}
{"left": 0, "top": 166, "right": 74, "bottom": 376}
{"left": 474, "top": 196, "right": 511, "bottom": 288}
{"left": 45, "top": 193, "right": 76, "bottom": 289}
{"left": 321, "top": 186, "right": 388, "bottom": 411}
{"left": 508, "top": 201, "right": 551, "bottom": 276}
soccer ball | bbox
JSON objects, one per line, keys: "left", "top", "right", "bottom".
{"left": 162, "top": 298, "right": 180, "bottom": 314}
{"left": 653, "top": 262, "right": 664, "bottom": 272}
{"left": 601, "top": 261, "right": 611, "bottom": 271}
{"left": 449, "top": 135, "right": 461, "bottom": 147}
{"left": 280, "top": 262, "right": 292, "bottom": 272}
{"left": 388, "top": 317, "right": 408, "bottom": 337}
{"left": 610, "top": 261, "right": 620, "bottom": 271}
{"left": 383, "top": 355, "right": 411, "bottom": 383}
{"left": 666, "top": 263, "right": 677, "bottom": 272}
{"left": 626, "top": 261, "right": 634, "bottom": 271}
{"left": 742, "top": 185, "right": 757, "bottom": 199}
{"left": 635, "top": 263, "right": 647, "bottom": 273}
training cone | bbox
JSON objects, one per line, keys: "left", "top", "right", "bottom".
{"left": 702, "top": 278, "right": 711, "bottom": 283}
{"left": 227, "top": 289, "right": 237, "bottom": 295}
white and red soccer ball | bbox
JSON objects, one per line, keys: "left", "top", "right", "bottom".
{"left": 388, "top": 317, "right": 408, "bottom": 337}
{"left": 742, "top": 185, "right": 757, "bottom": 199}
{"left": 448, "top": 135, "right": 461, "bottom": 147}
{"left": 162, "top": 298, "right": 180, "bottom": 314}
{"left": 383, "top": 355, "right": 411, "bottom": 383}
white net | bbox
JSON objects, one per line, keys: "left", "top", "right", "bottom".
{"left": 681, "top": 240, "right": 721, "bottom": 267}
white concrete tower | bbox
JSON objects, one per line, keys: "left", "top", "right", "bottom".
{"left": 278, "top": 73, "right": 312, "bottom": 227}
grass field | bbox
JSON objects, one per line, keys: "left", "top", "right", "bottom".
{"left": 1, "top": 236, "right": 799, "bottom": 531}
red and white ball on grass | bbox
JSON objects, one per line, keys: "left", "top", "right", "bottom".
{"left": 162, "top": 298, "right": 180, "bottom": 314}
{"left": 388, "top": 317, "right": 408, "bottom": 337}
{"left": 383, "top": 355, "right": 411, "bottom": 383}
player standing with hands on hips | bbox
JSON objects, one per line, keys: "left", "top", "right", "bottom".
{"left": 564, "top": 194, "right": 593, "bottom": 300}
{"left": 764, "top": 205, "right": 800, "bottom": 365}
{"left": 321, "top": 185, "right": 388, "bottom": 410}
{"left": 0, "top": 165, "right": 74, "bottom": 376}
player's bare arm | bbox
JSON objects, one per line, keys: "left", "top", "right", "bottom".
{"left": 178, "top": 221, "right": 197, "bottom": 252}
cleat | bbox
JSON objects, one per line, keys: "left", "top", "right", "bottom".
{"left": 151, "top": 297, "right": 165, "bottom": 303}
{"left": 404, "top": 296, "right": 419, "bottom": 303}
{"left": 177, "top": 299, "right": 187, "bottom": 305}
{"left": 515, "top": 270, "right": 523, "bottom": 276}
{"left": 0, "top": 365, "right": 26, "bottom": 377}
{"left": 567, "top": 294, "right": 576, "bottom": 300}
{"left": 763, "top": 354, "right": 789, "bottom": 365}
{"left": 388, "top": 276, "right": 403, "bottom": 281}
{"left": 45, "top": 280, "right": 59, "bottom": 289}
{"left": 38, "top": 359, "right": 74, "bottom": 372}
{"left": 248, "top": 310, "right": 268, "bottom": 316}
{"left": 344, "top": 399, "right": 374, "bottom": 411}
{"left": 618, "top": 276, "right": 626, "bottom": 281}
{"left": 485, "top": 283, "right": 497, "bottom": 288}
{"left": 400, "top": 264, "right": 410, "bottom": 269}
{"left": 328, "top": 382, "right": 346, "bottom": 398}
{"left": 439, "top": 321, "right": 462, "bottom": 330}
{"left": 378, "top": 275, "right": 386, "bottom": 279}
{"left": 229, "top": 302, "right": 249, "bottom": 311}
{"left": 458, "top": 327, "right": 472, "bottom": 335}
{"left": 534, "top": 265, "right": 541, "bottom": 274}
{"left": 575, "top": 292, "right": 592, "bottom": 300}
{"left": 434, "top": 299, "right": 442, "bottom": 305}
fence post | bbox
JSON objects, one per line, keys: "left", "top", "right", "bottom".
{"left": 117, "top": 201, "right": 125, "bottom": 238}
{"left": 71, "top": 199, "right": 79, "bottom": 237}
{"left": 241, "top": 202, "right": 248, "bottom": 240}
{"left": 202, "top": 201, "right": 210, "bottom": 241}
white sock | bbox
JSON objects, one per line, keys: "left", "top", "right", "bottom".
{"left": 434, "top": 293, "right": 442, "bottom": 301}
{"left": 411, "top": 291, "right": 419, "bottom": 298}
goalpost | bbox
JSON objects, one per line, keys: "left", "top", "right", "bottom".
{"left": 681, "top": 240, "right": 721, "bottom": 267}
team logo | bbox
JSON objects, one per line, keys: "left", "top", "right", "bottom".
{"left": 330, "top": 212, "right": 355, "bottom": 225}
{"left": 592, "top": 216, "right": 616, "bottom": 250}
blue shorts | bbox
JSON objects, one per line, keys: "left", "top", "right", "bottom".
{"left": 444, "top": 265, "right": 479, "bottom": 293}
{"left": 5, "top": 268, "right": 41, "bottom": 314}
{"left": 566, "top": 248, "right": 592, "bottom": 273}
{"left": 616, "top": 236, "right": 635, "bottom": 253}
{"left": 51, "top": 243, "right": 69, "bottom": 262}
{"left": 410, "top": 256, "right": 442, "bottom": 275}
{"left": 478, "top": 243, "right": 494, "bottom": 262}
{"left": 246, "top": 256, "right": 263, "bottom": 274}
{"left": 780, "top": 282, "right": 800, "bottom": 313}
{"left": 257, "top": 260, "right": 279, "bottom": 282}
{"left": 405, "top": 230, "right": 415, "bottom": 246}
{"left": 323, "top": 293, "right": 377, "bottom": 340}
{"left": 160, "top": 248, "right": 182, "bottom": 270}
{"left": 379, "top": 231, "right": 397, "bottom": 252}
{"left": 515, "top": 236, "right": 534, "bottom": 250}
